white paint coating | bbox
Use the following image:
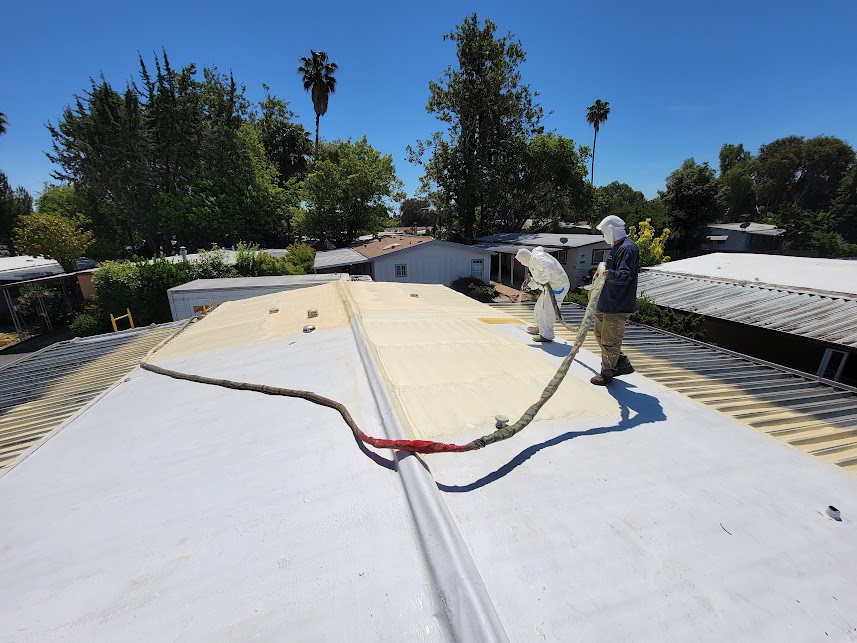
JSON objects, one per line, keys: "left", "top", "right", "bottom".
{"left": 430, "top": 327, "right": 857, "bottom": 642}
{"left": 0, "top": 329, "right": 447, "bottom": 642}
{"left": 649, "top": 252, "right": 857, "bottom": 297}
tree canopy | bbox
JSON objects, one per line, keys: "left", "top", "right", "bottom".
{"left": 296, "top": 137, "right": 404, "bottom": 248}
{"left": 660, "top": 159, "right": 720, "bottom": 252}
{"left": 13, "top": 212, "right": 94, "bottom": 272}
{"left": 45, "top": 50, "right": 311, "bottom": 256}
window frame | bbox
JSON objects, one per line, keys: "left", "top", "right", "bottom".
{"left": 591, "top": 249, "right": 606, "bottom": 265}
{"left": 557, "top": 250, "right": 568, "bottom": 264}
{"left": 395, "top": 263, "right": 408, "bottom": 278}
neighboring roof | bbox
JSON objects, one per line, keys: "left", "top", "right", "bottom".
{"left": 638, "top": 270, "right": 857, "bottom": 349}
{"left": 3, "top": 282, "right": 857, "bottom": 640}
{"left": 476, "top": 232, "right": 606, "bottom": 248}
{"left": 493, "top": 299, "right": 857, "bottom": 474}
{"left": 0, "top": 323, "right": 182, "bottom": 469}
{"left": 472, "top": 242, "right": 528, "bottom": 255}
{"left": 169, "top": 274, "right": 347, "bottom": 292}
{"left": 708, "top": 222, "right": 785, "bottom": 234}
{"left": 352, "top": 235, "right": 434, "bottom": 258}
{"left": 648, "top": 252, "right": 857, "bottom": 298}
{"left": 0, "top": 255, "right": 64, "bottom": 281}
{"left": 313, "top": 247, "right": 370, "bottom": 269}
{"left": 163, "top": 250, "right": 238, "bottom": 265}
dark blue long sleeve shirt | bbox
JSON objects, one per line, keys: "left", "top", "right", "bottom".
{"left": 596, "top": 236, "right": 640, "bottom": 313}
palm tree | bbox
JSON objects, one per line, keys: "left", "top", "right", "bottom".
{"left": 0, "top": 112, "right": 8, "bottom": 137}
{"left": 586, "top": 100, "right": 611, "bottom": 185}
{"left": 297, "top": 51, "right": 338, "bottom": 158}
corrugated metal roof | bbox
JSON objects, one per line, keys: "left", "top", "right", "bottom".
{"left": 648, "top": 253, "right": 857, "bottom": 296}
{"left": 476, "top": 232, "right": 605, "bottom": 248}
{"left": 0, "top": 323, "right": 183, "bottom": 469}
{"left": 637, "top": 271, "right": 857, "bottom": 348}
{"left": 313, "top": 247, "right": 370, "bottom": 269}
{"left": 491, "top": 300, "right": 857, "bottom": 476}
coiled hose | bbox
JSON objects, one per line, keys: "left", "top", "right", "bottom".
{"left": 140, "top": 269, "right": 607, "bottom": 455}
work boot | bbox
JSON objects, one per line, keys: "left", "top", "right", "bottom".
{"left": 590, "top": 373, "right": 613, "bottom": 386}
{"left": 527, "top": 326, "right": 539, "bottom": 335}
{"left": 615, "top": 362, "right": 635, "bottom": 376}
{"left": 531, "top": 335, "right": 553, "bottom": 343}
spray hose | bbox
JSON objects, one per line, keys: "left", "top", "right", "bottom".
{"left": 140, "top": 269, "right": 606, "bottom": 455}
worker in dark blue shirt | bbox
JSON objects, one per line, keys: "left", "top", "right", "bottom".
{"left": 591, "top": 216, "right": 640, "bottom": 385}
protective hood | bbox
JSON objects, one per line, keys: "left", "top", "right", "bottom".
{"left": 596, "top": 215, "right": 627, "bottom": 245}
{"left": 515, "top": 248, "right": 532, "bottom": 267}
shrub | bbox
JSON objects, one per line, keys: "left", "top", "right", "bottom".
{"left": 70, "top": 305, "right": 108, "bottom": 337}
{"left": 234, "top": 242, "right": 314, "bottom": 277}
{"left": 192, "top": 245, "right": 237, "bottom": 279}
{"left": 632, "top": 296, "right": 705, "bottom": 340}
{"left": 451, "top": 277, "right": 498, "bottom": 303}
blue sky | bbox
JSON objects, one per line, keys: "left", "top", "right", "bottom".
{"left": 1, "top": 0, "right": 855, "bottom": 202}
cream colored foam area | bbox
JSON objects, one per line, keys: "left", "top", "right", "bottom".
{"left": 150, "top": 283, "right": 350, "bottom": 363}
{"left": 347, "top": 282, "right": 619, "bottom": 439}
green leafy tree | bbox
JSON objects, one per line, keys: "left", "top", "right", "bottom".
{"left": 47, "top": 51, "right": 286, "bottom": 254}
{"left": 409, "top": 14, "right": 543, "bottom": 242}
{"left": 400, "top": 198, "right": 433, "bottom": 227}
{"left": 628, "top": 218, "right": 670, "bottom": 266}
{"left": 1, "top": 172, "right": 33, "bottom": 250}
{"left": 297, "top": 51, "right": 338, "bottom": 158}
{"left": 494, "top": 133, "right": 591, "bottom": 232}
{"left": 661, "top": 158, "right": 721, "bottom": 252}
{"left": 254, "top": 84, "right": 312, "bottom": 186}
{"left": 754, "top": 135, "right": 855, "bottom": 214}
{"left": 716, "top": 144, "right": 756, "bottom": 221}
{"left": 297, "top": 137, "right": 404, "bottom": 248}
{"left": 719, "top": 143, "right": 752, "bottom": 175}
{"left": 586, "top": 100, "right": 611, "bottom": 185}
{"left": 831, "top": 164, "right": 857, "bottom": 243}
{"left": 157, "top": 124, "right": 289, "bottom": 248}
{"left": 13, "top": 212, "right": 94, "bottom": 271}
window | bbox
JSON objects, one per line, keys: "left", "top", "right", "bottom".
{"left": 395, "top": 264, "right": 407, "bottom": 278}
{"left": 471, "top": 259, "right": 484, "bottom": 280}
{"left": 592, "top": 249, "right": 606, "bottom": 264}
{"left": 557, "top": 250, "right": 568, "bottom": 264}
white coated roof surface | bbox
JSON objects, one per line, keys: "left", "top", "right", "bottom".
{"left": 708, "top": 223, "right": 785, "bottom": 234}
{"left": 476, "top": 232, "right": 606, "bottom": 248}
{"left": 1, "top": 282, "right": 856, "bottom": 641}
{"left": 169, "top": 274, "right": 347, "bottom": 292}
{"left": 0, "top": 255, "right": 64, "bottom": 281}
{"left": 313, "top": 247, "right": 370, "bottom": 269}
{"left": 648, "top": 252, "right": 857, "bottom": 297}
{"left": 708, "top": 222, "right": 785, "bottom": 234}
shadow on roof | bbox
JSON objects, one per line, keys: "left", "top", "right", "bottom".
{"left": 434, "top": 376, "right": 665, "bottom": 493}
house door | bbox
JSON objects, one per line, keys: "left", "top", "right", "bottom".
{"left": 471, "top": 259, "right": 484, "bottom": 281}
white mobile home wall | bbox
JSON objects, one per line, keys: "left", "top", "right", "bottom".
{"left": 370, "top": 243, "right": 494, "bottom": 285}
{"left": 167, "top": 275, "right": 348, "bottom": 321}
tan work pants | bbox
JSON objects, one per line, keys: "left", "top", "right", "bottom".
{"left": 594, "top": 312, "right": 632, "bottom": 376}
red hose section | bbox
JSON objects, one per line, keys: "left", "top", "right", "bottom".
{"left": 358, "top": 432, "right": 475, "bottom": 454}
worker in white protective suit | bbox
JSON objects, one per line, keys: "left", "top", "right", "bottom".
{"left": 515, "top": 246, "right": 570, "bottom": 342}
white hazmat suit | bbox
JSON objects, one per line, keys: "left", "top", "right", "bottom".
{"left": 515, "top": 246, "right": 570, "bottom": 341}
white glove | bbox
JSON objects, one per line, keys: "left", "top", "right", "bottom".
{"left": 528, "top": 279, "right": 540, "bottom": 290}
